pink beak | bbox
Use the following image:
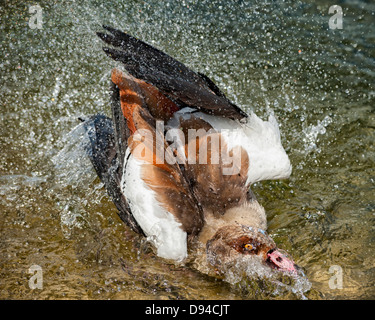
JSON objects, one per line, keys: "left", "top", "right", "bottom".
{"left": 267, "top": 249, "right": 298, "bottom": 274}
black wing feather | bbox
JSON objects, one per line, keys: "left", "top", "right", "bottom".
{"left": 82, "top": 87, "right": 144, "bottom": 235}
{"left": 97, "top": 26, "right": 247, "bottom": 120}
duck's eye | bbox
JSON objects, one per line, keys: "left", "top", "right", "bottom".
{"left": 244, "top": 243, "right": 253, "bottom": 251}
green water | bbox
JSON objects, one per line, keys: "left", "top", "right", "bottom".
{"left": 0, "top": 0, "right": 374, "bottom": 299}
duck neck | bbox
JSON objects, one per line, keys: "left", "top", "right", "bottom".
{"left": 198, "top": 200, "right": 268, "bottom": 246}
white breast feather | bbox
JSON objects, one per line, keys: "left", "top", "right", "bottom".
{"left": 121, "top": 149, "right": 187, "bottom": 261}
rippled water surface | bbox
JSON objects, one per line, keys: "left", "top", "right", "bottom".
{"left": 1, "top": 0, "right": 374, "bottom": 299}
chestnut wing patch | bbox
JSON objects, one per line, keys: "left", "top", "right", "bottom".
{"left": 126, "top": 98, "right": 204, "bottom": 236}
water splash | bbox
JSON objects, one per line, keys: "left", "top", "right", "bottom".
{"left": 222, "top": 256, "right": 312, "bottom": 299}
{"left": 0, "top": 174, "right": 47, "bottom": 203}
{"left": 302, "top": 115, "right": 333, "bottom": 154}
{"left": 51, "top": 120, "right": 103, "bottom": 237}
{"left": 52, "top": 120, "right": 97, "bottom": 188}
{"left": 191, "top": 243, "right": 312, "bottom": 299}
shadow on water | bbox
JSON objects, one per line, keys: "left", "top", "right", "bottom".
{"left": 0, "top": 0, "right": 374, "bottom": 299}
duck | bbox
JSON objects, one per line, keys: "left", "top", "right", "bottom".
{"left": 82, "top": 25, "right": 298, "bottom": 276}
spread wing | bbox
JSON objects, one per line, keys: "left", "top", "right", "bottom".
{"left": 112, "top": 69, "right": 204, "bottom": 237}
{"left": 97, "top": 25, "right": 248, "bottom": 120}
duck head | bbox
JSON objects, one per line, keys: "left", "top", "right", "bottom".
{"left": 206, "top": 224, "right": 298, "bottom": 274}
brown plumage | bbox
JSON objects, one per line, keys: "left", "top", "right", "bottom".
{"left": 183, "top": 132, "right": 250, "bottom": 215}
{"left": 111, "top": 68, "right": 252, "bottom": 234}
{"left": 112, "top": 69, "right": 204, "bottom": 235}
{"left": 88, "top": 26, "right": 299, "bottom": 275}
